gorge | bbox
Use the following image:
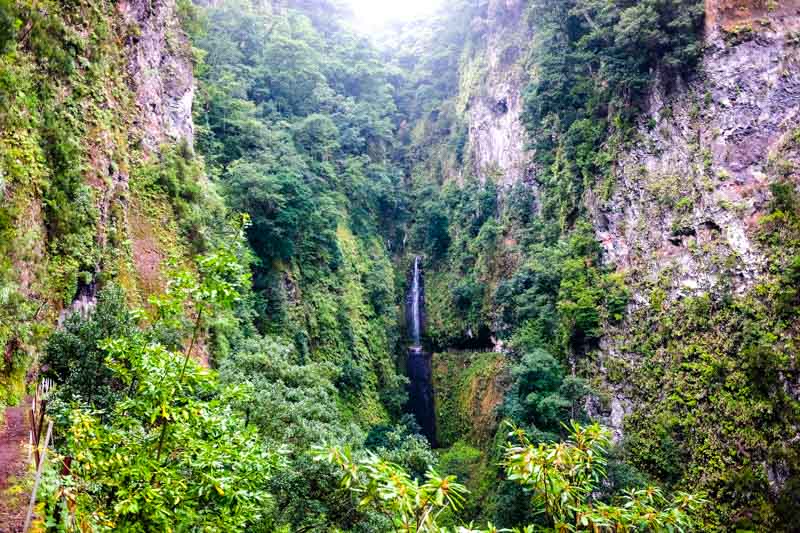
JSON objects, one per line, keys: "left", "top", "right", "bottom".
{"left": 0, "top": 0, "right": 798, "bottom": 530}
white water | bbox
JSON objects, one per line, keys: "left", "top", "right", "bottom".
{"left": 410, "top": 256, "right": 421, "bottom": 346}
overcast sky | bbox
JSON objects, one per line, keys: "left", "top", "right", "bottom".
{"left": 345, "top": 0, "right": 443, "bottom": 32}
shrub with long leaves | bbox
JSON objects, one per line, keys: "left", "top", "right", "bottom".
{"left": 314, "top": 445, "right": 470, "bottom": 532}
{"left": 503, "top": 422, "right": 706, "bottom": 532}
{"left": 317, "top": 422, "right": 706, "bottom": 532}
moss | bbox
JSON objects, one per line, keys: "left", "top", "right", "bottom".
{"left": 0, "top": 0, "right": 146, "bottom": 403}
{"left": 613, "top": 200, "right": 800, "bottom": 528}
{"left": 723, "top": 23, "right": 755, "bottom": 45}
{"left": 277, "top": 223, "right": 399, "bottom": 427}
{"left": 437, "top": 440, "right": 494, "bottom": 524}
{"left": 432, "top": 351, "right": 508, "bottom": 447}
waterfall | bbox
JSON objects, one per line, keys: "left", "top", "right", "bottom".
{"left": 405, "top": 255, "right": 436, "bottom": 446}
{"left": 410, "top": 256, "right": 421, "bottom": 345}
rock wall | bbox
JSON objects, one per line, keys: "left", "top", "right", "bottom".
{"left": 464, "top": 0, "right": 533, "bottom": 188}
{"left": 432, "top": 351, "right": 509, "bottom": 447}
{"left": 594, "top": 1, "right": 800, "bottom": 299}
{"left": 120, "top": 0, "right": 195, "bottom": 153}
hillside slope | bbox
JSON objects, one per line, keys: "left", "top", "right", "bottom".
{"left": 0, "top": 0, "right": 203, "bottom": 410}
{"left": 402, "top": 0, "right": 800, "bottom": 527}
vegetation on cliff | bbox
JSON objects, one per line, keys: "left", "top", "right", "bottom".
{"left": 0, "top": 0, "right": 798, "bottom": 531}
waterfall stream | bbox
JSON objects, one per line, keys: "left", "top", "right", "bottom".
{"left": 406, "top": 256, "right": 437, "bottom": 445}
{"left": 410, "top": 256, "right": 421, "bottom": 346}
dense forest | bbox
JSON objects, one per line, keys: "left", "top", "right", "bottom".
{"left": 0, "top": 0, "right": 798, "bottom": 531}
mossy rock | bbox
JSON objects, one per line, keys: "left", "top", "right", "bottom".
{"left": 432, "top": 351, "right": 509, "bottom": 448}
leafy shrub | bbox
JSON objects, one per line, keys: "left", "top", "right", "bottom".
{"left": 42, "top": 284, "right": 137, "bottom": 414}
{"left": 0, "top": 0, "right": 16, "bottom": 53}
{"left": 452, "top": 276, "right": 484, "bottom": 314}
{"left": 336, "top": 357, "right": 366, "bottom": 394}
{"left": 54, "top": 336, "right": 279, "bottom": 531}
{"left": 43, "top": 235, "right": 276, "bottom": 530}
{"left": 219, "top": 335, "right": 346, "bottom": 448}
{"left": 503, "top": 348, "right": 589, "bottom": 438}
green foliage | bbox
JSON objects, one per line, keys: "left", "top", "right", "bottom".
{"left": 523, "top": 0, "right": 704, "bottom": 224}
{"left": 224, "top": 161, "right": 338, "bottom": 263}
{"left": 131, "top": 142, "right": 222, "bottom": 253}
{"left": 432, "top": 352, "right": 506, "bottom": 448}
{"left": 503, "top": 422, "right": 706, "bottom": 531}
{"left": 613, "top": 184, "right": 800, "bottom": 527}
{"left": 337, "top": 357, "right": 367, "bottom": 394}
{"left": 56, "top": 335, "right": 279, "bottom": 531}
{"left": 315, "top": 446, "right": 469, "bottom": 533}
{"left": 495, "top": 223, "right": 628, "bottom": 357}
{"left": 0, "top": 0, "right": 143, "bottom": 308}
{"left": 219, "top": 334, "right": 347, "bottom": 448}
{"left": 192, "top": 3, "right": 407, "bottom": 418}
{"left": 43, "top": 235, "right": 277, "bottom": 531}
{"left": 0, "top": 280, "right": 43, "bottom": 407}
{"left": 319, "top": 423, "right": 707, "bottom": 532}
{"left": 0, "top": 0, "right": 16, "bottom": 54}
{"left": 365, "top": 418, "right": 438, "bottom": 480}
{"left": 504, "top": 349, "right": 589, "bottom": 439}
{"left": 42, "top": 284, "right": 137, "bottom": 413}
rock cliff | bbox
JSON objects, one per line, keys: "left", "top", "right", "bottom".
{"left": 464, "top": 0, "right": 532, "bottom": 188}
{"left": 596, "top": 0, "right": 800, "bottom": 299}
{"left": 121, "top": 0, "right": 195, "bottom": 152}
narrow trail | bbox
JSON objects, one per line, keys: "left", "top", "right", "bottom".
{"left": 0, "top": 400, "right": 30, "bottom": 533}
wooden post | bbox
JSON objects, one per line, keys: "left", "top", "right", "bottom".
{"left": 60, "top": 456, "right": 72, "bottom": 476}
{"left": 23, "top": 419, "right": 52, "bottom": 533}
{"left": 29, "top": 409, "right": 39, "bottom": 468}
{"left": 36, "top": 400, "right": 47, "bottom": 454}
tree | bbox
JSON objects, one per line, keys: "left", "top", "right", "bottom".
{"left": 294, "top": 113, "right": 341, "bottom": 161}
{"left": 57, "top": 335, "right": 280, "bottom": 531}
{"left": 503, "top": 422, "right": 706, "bottom": 531}
{"left": 224, "top": 162, "right": 339, "bottom": 263}
{"left": 43, "top": 284, "right": 138, "bottom": 413}
{"left": 43, "top": 228, "right": 277, "bottom": 530}
{"left": 314, "top": 446, "right": 469, "bottom": 533}
{"left": 503, "top": 349, "right": 589, "bottom": 438}
{"left": 319, "top": 422, "right": 706, "bottom": 532}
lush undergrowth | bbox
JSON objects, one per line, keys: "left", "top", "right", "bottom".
{"left": 191, "top": 0, "right": 409, "bottom": 429}
{"left": 2, "top": 0, "right": 798, "bottom": 530}
{"left": 613, "top": 181, "right": 800, "bottom": 527}
{"left": 0, "top": 0, "right": 144, "bottom": 408}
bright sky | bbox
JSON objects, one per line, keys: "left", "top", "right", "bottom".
{"left": 345, "top": 0, "right": 443, "bottom": 32}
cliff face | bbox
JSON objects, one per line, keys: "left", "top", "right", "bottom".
{"left": 120, "top": 0, "right": 197, "bottom": 299}
{"left": 595, "top": 1, "right": 800, "bottom": 299}
{"left": 459, "top": 1, "right": 800, "bottom": 298}
{"left": 426, "top": 1, "right": 800, "bottom": 525}
{"left": 121, "top": 0, "right": 195, "bottom": 152}
{"left": 464, "top": 0, "right": 532, "bottom": 188}
{"left": 0, "top": 0, "right": 197, "bottom": 404}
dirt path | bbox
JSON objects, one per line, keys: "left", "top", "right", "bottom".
{"left": 0, "top": 401, "right": 31, "bottom": 533}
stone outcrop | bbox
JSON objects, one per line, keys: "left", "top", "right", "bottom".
{"left": 594, "top": 2, "right": 800, "bottom": 299}
{"left": 119, "top": 0, "right": 195, "bottom": 153}
{"left": 464, "top": 0, "right": 533, "bottom": 188}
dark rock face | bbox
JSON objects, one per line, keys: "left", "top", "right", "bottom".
{"left": 407, "top": 346, "right": 437, "bottom": 446}
{"left": 119, "top": 0, "right": 195, "bottom": 153}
